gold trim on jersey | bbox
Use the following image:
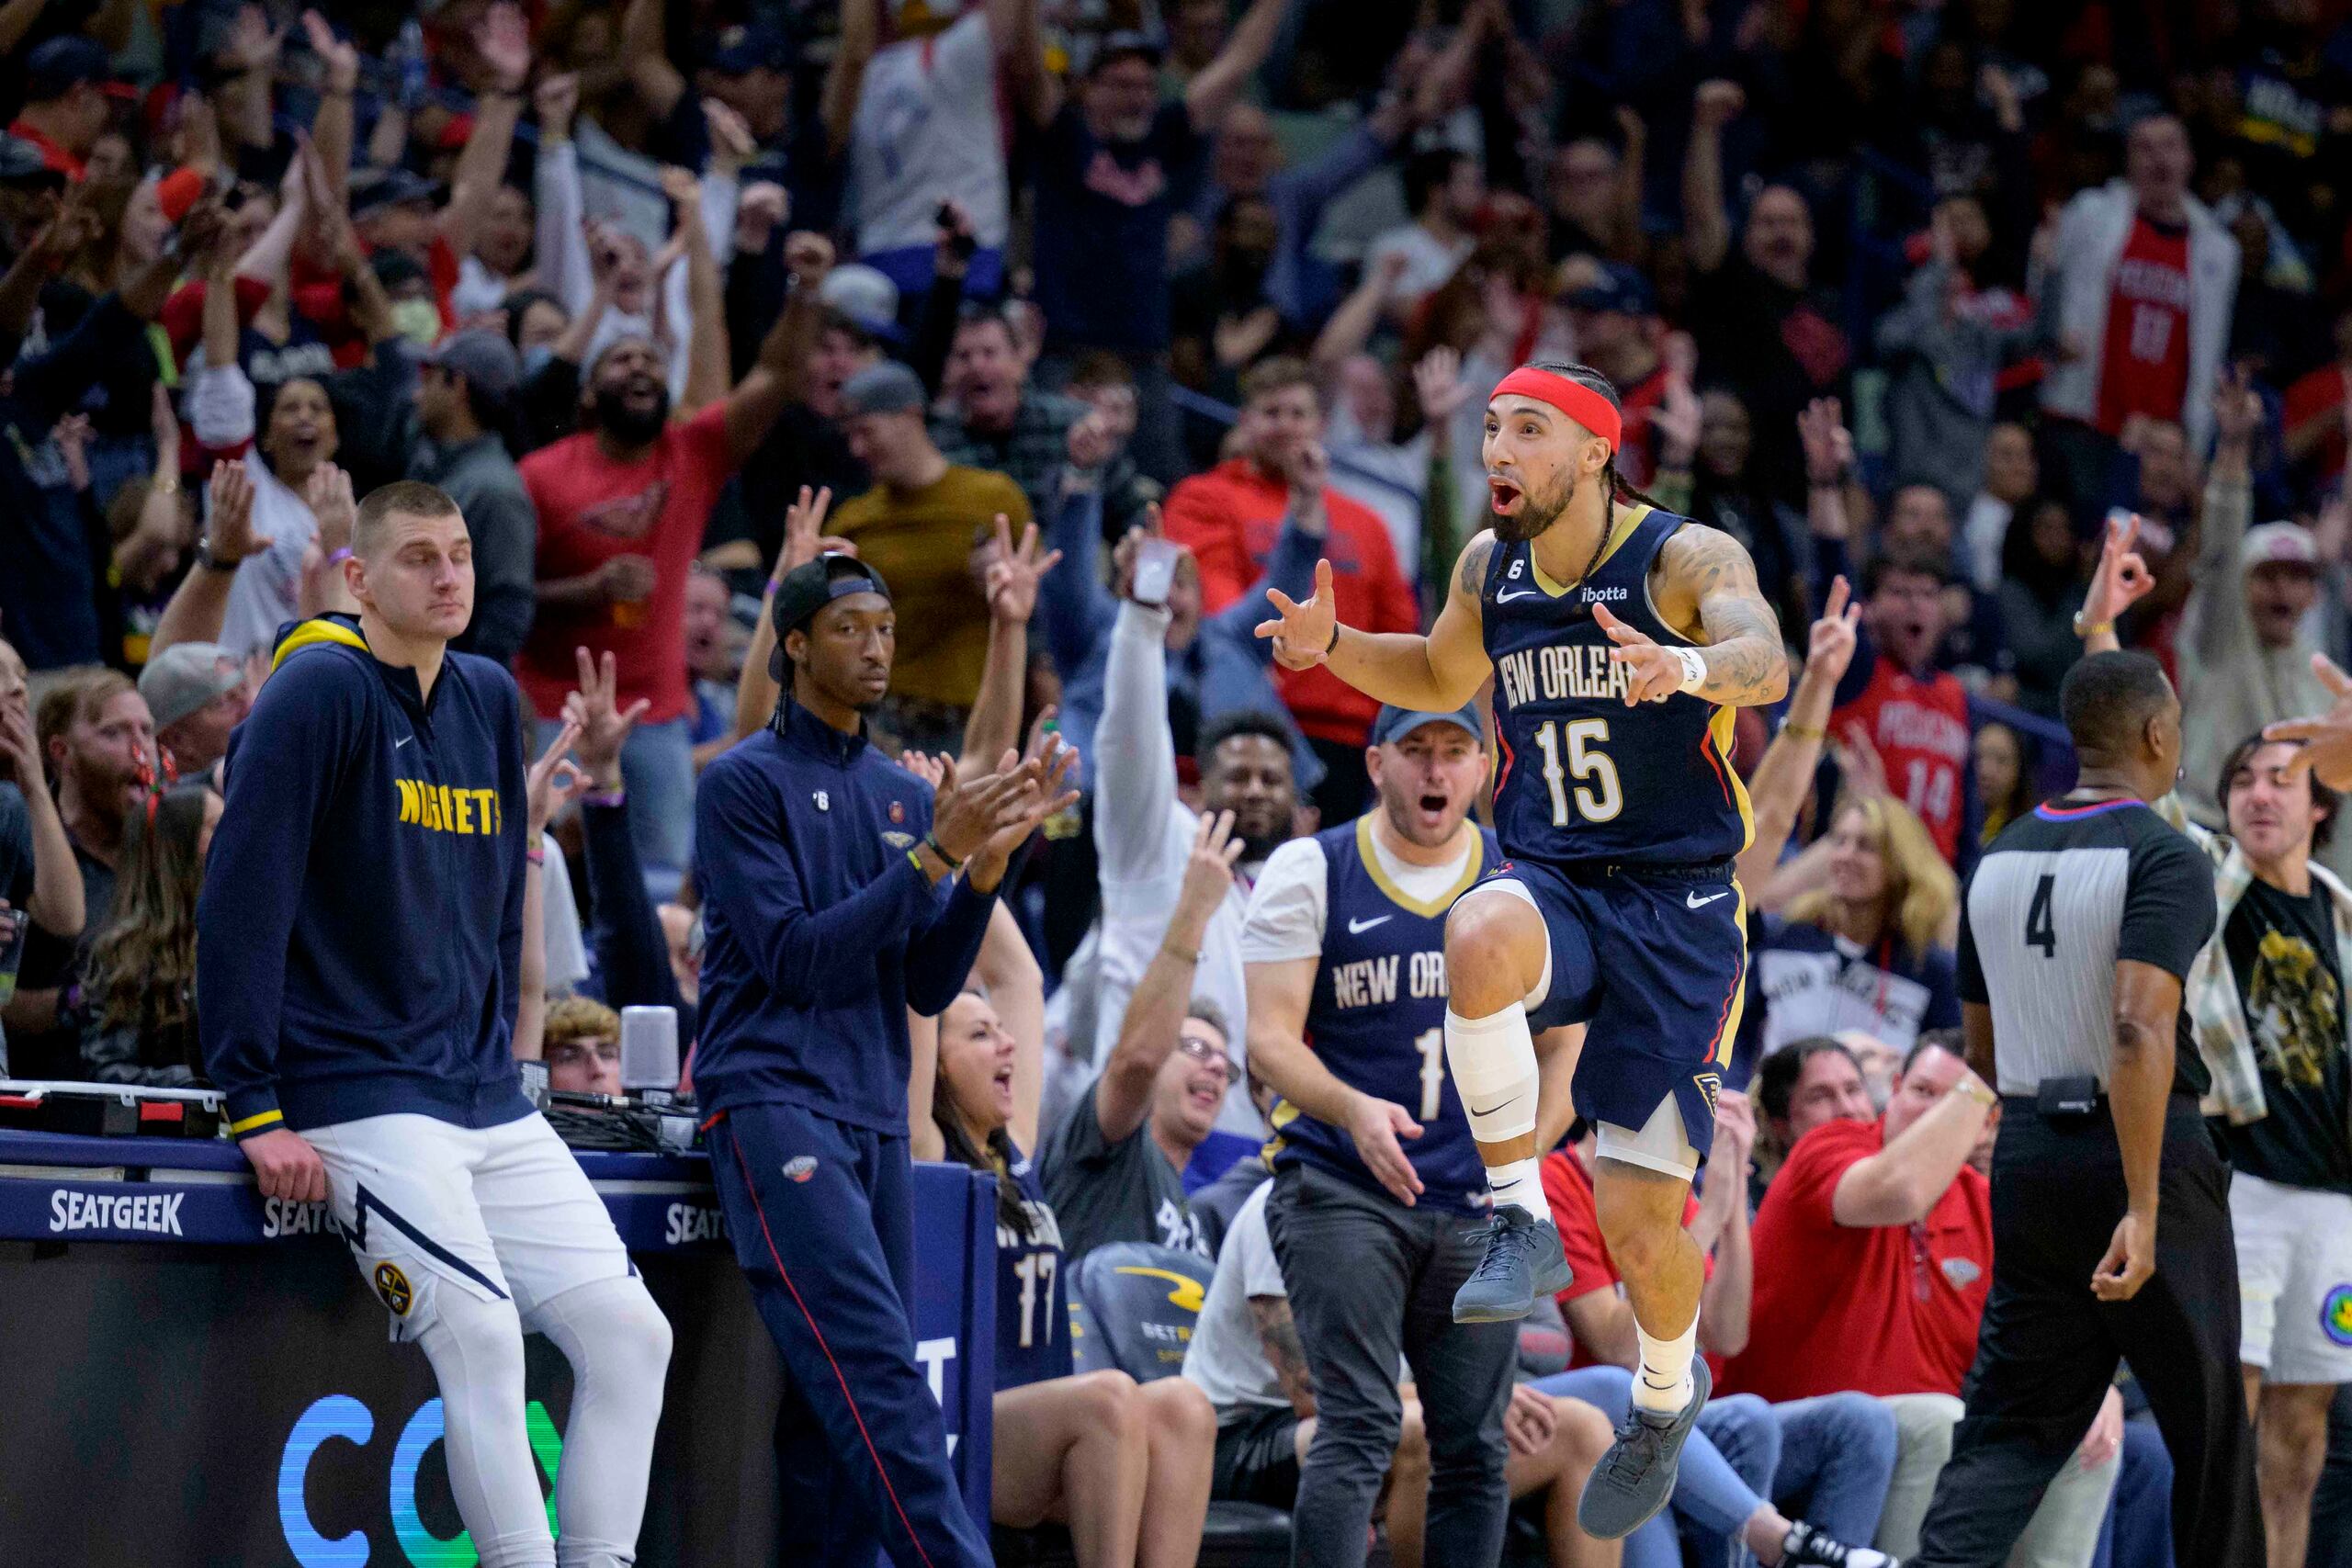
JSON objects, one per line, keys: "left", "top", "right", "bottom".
{"left": 1354, "top": 815, "right": 1487, "bottom": 919}
{"left": 1525, "top": 504, "right": 1650, "bottom": 597}
{"left": 1710, "top": 702, "right": 1758, "bottom": 854}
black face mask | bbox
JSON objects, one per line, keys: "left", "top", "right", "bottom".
{"left": 592, "top": 381, "right": 671, "bottom": 445}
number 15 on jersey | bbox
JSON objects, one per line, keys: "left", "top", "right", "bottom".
{"left": 1532, "top": 719, "right": 1623, "bottom": 826}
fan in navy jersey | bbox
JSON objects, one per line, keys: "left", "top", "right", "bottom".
{"left": 1241, "top": 701, "right": 1517, "bottom": 1568}
{"left": 931, "top": 925, "right": 1221, "bottom": 1563}
{"left": 1256, "top": 360, "right": 1791, "bottom": 1542}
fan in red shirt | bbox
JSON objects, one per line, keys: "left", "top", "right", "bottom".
{"left": 1160, "top": 355, "right": 1419, "bottom": 812}
{"left": 2093, "top": 216, "right": 2194, "bottom": 437}
{"left": 514, "top": 280, "right": 808, "bottom": 871}
{"left": 1830, "top": 552, "right": 1973, "bottom": 863}
{"left": 1724, "top": 1037, "right": 1999, "bottom": 1404}
{"left": 2280, "top": 314, "right": 2350, "bottom": 489}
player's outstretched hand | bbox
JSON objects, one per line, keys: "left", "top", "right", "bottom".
{"left": 1593, "top": 602, "right": 1690, "bottom": 705}
{"left": 2091, "top": 1209, "right": 2155, "bottom": 1302}
{"left": 242, "top": 1126, "right": 328, "bottom": 1204}
{"left": 1344, "top": 1090, "right": 1425, "bottom": 1207}
{"left": 1257, "top": 558, "right": 1339, "bottom": 671}
{"left": 2267, "top": 653, "right": 2352, "bottom": 790}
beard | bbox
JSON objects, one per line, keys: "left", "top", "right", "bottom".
{"left": 1491, "top": 468, "right": 1577, "bottom": 544}
{"left": 593, "top": 382, "right": 672, "bottom": 446}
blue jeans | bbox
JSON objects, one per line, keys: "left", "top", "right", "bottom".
{"left": 1527, "top": 1368, "right": 1769, "bottom": 1568}
{"left": 2092, "top": 1418, "right": 2176, "bottom": 1568}
{"left": 537, "top": 714, "right": 693, "bottom": 901}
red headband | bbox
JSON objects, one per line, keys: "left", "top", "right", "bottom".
{"left": 1489, "top": 367, "right": 1622, "bottom": 455}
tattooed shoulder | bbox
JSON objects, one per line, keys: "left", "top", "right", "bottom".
{"left": 1456, "top": 532, "right": 1498, "bottom": 601}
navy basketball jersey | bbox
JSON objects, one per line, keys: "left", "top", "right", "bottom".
{"left": 994, "top": 1147, "right": 1073, "bottom": 1391}
{"left": 1266, "top": 816, "right": 1498, "bottom": 1212}
{"left": 1482, "top": 505, "right": 1753, "bottom": 867}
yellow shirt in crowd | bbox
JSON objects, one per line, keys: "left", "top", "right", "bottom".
{"left": 831, "top": 466, "right": 1033, "bottom": 707}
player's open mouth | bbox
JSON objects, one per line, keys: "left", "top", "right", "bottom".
{"left": 1488, "top": 477, "right": 1521, "bottom": 513}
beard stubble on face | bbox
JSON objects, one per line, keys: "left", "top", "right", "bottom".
{"left": 1492, "top": 465, "right": 1578, "bottom": 545}
{"left": 594, "top": 383, "right": 672, "bottom": 446}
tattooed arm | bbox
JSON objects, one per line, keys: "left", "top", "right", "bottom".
{"left": 1598, "top": 523, "right": 1791, "bottom": 707}
{"left": 1256, "top": 531, "right": 1496, "bottom": 710}
{"left": 1250, "top": 1296, "right": 1319, "bottom": 1419}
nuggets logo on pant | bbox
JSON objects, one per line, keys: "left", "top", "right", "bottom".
{"left": 374, "top": 1261, "right": 413, "bottom": 1317}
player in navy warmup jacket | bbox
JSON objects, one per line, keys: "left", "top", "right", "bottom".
{"left": 694, "top": 551, "right": 1071, "bottom": 1568}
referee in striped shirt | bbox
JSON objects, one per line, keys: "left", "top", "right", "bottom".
{"left": 1909, "top": 650, "right": 2264, "bottom": 1566}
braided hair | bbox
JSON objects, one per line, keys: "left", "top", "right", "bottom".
{"left": 1521, "top": 360, "right": 1676, "bottom": 514}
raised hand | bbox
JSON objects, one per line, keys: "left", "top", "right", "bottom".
{"left": 535, "top": 73, "right": 582, "bottom": 142}
{"left": 562, "top": 647, "right": 651, "bottom": 789}
{"left": 2080, "top": 512, "right": 2154, "bottom": 631}
{"left": 51, "top": 414, "right": 92, "bottom": 493}
{"left": 1832, "top": 718, "right": 1891, "bottom": 801}
{"left": 1693, "top": 77, "right": 1747, "bottom": 127}
{"left": 1652, "top": 358, "right": 1702, "bottom": 468}
{"left": 1176, "top": 808, "right": 1246, "bottom": 922}
{"left": 1067, "top": 409, "right": 1114, "bottom": 472}
{"left": 1256, "top": 558, "right": 1339, "bottom": 671}
{"left": 300, "top": 10, "right": 358, "bottom": 94}
{"left": 1413, "top": 345, "right": 1473, "bottom": 425}
{"left": 702, "top": 98, "right": 757, "bottom": 176}
{"left": 205, "top": 459, "right": 271, "bottom": 566}
{"left": 1593, "top": 601, "right": 1692, "bottom": 705}
{"left": 2212, "top": 367, "right": 2261, "bottom": 451}
{"left": 302, "top": 463, "right": 356, "bottom": 557}
{"left": 898, "top": 750, "right": 947, "bottom": 791}
{"left": 1796, "top": 397, "right": 1852, "bottom": 485}
{"left": 1804, "top": 575, "right": 1862, "bottom": 687}
{"left": 221, "top": 3, "right": 286, "bottom": 75}
{"left": 2266, "top": 654, "right": 2352, "bottom": 788}
{"left": 0, "top": 698, "right": 40, "bottom": 788}
{"left": 657, "top": 164, "right": 700, "bottom": 216}
{"left": 773, "top": 484, "right": 855, "bottom": 582}
{"left": 735, "top": 181, "right": 789, "bottom": 255}
{"left": 472, "top": 1, "right": 532, "bottom": 95}
{"left": 526, "top": 717, "right": 593, "bottom": 838}
{"left": 782, "top": 231, "right": 834, "bottom": 293}
{"left": 984, "top": 513, "right": 1061, "bottom": 626}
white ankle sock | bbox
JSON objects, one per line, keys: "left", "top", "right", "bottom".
{"left": 1444, "top": 1004, "right": 1543, "bottom": 1217}
{"left": 1631, "top": 1307, "right": 1699, "bottom": 1415}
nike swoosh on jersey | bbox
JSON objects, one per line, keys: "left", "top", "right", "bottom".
{"left": 394, "top": 734, "right": 413, "bottom": 749}
{"left": 1347, "top": 914, "right": 1394, "bottom": 934}
{"left": 1686, "top": 889, "right": 1730, "bottom": 909}
{"left": 1493, "top": 589, "right": 1543, "bottom": 604}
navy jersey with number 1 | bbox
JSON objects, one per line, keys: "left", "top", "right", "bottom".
{"left": 1266, "top": 816, "right": 1499, "bottom": 1212}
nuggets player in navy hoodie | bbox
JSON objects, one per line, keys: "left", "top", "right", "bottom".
{"left": 1257, "top": 363, "right": 1790, "bottom": 1540}
{"left": 199, "top": 481, "right": 673, "bottom": 1568}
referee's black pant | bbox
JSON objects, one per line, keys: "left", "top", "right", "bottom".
{"left": 1913, "top": 1093, "right": 2264, "bottom": 1567}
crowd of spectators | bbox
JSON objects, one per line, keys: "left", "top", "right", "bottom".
{"left": 8, "top": 0, "right": 2352, "bottom": 1562}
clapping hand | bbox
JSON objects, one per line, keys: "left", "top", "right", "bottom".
{"left": 963, "top": 715, "right": 1080, "bottom": 893}
{"left": 562, "top": 648, "right": 651, "bottom": 791}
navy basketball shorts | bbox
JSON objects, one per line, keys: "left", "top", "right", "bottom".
{"left": 1469, "top": 857, "right": 1747, "bottom": 1176}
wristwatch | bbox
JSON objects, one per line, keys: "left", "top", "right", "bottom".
{"left": 193, "top": 538, "right": 243, "bottom": 573}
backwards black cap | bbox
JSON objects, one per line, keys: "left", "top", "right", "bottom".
{"left": 768, "top": 554, "right": 892, "bottom": 682}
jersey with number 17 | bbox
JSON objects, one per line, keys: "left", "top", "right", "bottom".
{"left": 1481, "top": 508, "right": 1753, "bottom": 867}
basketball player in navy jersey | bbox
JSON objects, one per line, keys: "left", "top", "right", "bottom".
{"left": 1241, "top": 702, "right": 1518, "bottom": 1567}
{"left": 1257, "top": 361, "right": 1790, "bottom": 1540}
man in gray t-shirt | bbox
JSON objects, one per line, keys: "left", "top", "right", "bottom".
{"left": 1039, "top": 1024, "right": 1227, "bottom": 1263}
